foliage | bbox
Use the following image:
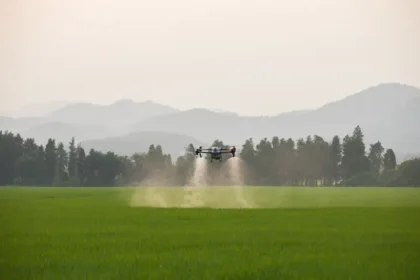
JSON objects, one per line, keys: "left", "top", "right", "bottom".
{"left": 393, "top": 158, "right": 420, "bottom": 186}
{"left": 0, "top": 125, "right": 419, "bottom": 187}
{"left": 383, "top": 148, "right": 397, "bottom": 171}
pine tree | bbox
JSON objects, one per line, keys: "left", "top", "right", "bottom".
{"left": 368, "top": 141, "right": 384, "bottom": 173}
{"left": 44, "top": 138, "right": 57, "bottom": 185}
{"left": 341, "top": 126, "right": 370, "bottom": 180}
{"left": 329, "top": 135, "right": 342, "bottom": 185}
{"left": 76, "top": 144, "right": 86, "bottom": 185}
{"left": 56, "top": 142, "right": 69, "bottom": 183}
{"left": 68, "top": 137, "right": 77, "bottom": 178}
{"left": 383, "top": 149, "right": 397, "bottom": 171}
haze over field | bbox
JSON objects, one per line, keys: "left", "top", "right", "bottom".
{"left": 2, "top": 3, "right": 420, "bottom": 279}
{"left": 1, "top": 83, "right": 420, "bottom": 161}
{"left": 1, "top": 0, "right": 419, "bottom": 160}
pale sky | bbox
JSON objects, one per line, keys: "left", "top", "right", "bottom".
{"left": 1, "top": 0, "right": 419, "bottom": 116}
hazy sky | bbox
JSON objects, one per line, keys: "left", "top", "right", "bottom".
{"left": 1, "top": 0, "right": 419, "bottom": 116}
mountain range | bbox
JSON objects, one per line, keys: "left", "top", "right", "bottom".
{"left": 1, "top": 83, "right": 419, "bottom": 162}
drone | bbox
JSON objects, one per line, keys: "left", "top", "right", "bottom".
{"left": 195, "top": 146, "right": 236, "bottom": 162}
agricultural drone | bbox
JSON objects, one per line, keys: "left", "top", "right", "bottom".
{"left": 195, "top": 146, "right": 236, "bottom": 162}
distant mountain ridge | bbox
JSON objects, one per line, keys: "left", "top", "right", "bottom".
{"left": 131, "top": 83, "right": 420, "bottom": 159}
{"left": 1, "top": 83, "right": 419, "bottom": 161}
{"left": 0, "top": 99, "right": 182, "bottom": 145}
{"left": 21, "top": 122, "right": 116, "bottom": 145}
{"left": 1, "top": 100, "right": 70, "bottom": 118}
{"left": 44, "top": 99, "right": 180, "bottom": 126}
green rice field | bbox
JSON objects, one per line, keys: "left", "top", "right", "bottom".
{"left": 1, "top": 186, "right": 420, "bottom": 279}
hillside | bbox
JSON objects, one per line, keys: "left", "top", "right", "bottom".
{"left": 8, "top": 101, "right": 70, "bottom": 118}
{"left": 288, "top": 84, "right": 420, "bottom": 151}
{"left": 131, "top": 83, "right": 420, "bottom": 159}
{"left": 1, "top": 83, "right": 419, "bottom": 160}
{"left": 0, "top": 99, "right": 181, "bottom": 143}
{"left": 45, "top": 99, "right": 179, "bottom": 126}
{"left": 19, "top": 122, "right": 116, "bottom": 145}
{"left": 0, "top": 117, "right": 48, "bottom": 134}
{"left": 81, "top": 131, "right": 207, "bottom": 159}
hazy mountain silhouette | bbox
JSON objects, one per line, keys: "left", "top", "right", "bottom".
{"left": 132, "top": 83, "right": 420, "bottom": 158}
{"left": 81, "top": 131, "right": 206, "bottom": 159}
{"left": 45, "top": 99, "right": 179, "bottom": 127}
{"left": 0, "top": 101, "right": 70, "bottom": 118}
{"left": 0, "top": 99, "right": 181, "bottom": 143}
{"left": 20, "top": 122, "right": 116, "bottom": 145}
{"left": 1, "top": 83, "right": 419, "bottom": 160}
{"left": 0, "top": 117, "right": 48, "bottom": 133}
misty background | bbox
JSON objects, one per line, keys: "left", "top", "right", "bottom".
{"left": 1, "top": 0, "right": 419, "bottom": 161}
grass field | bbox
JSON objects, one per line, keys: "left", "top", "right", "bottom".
{"left": 1, "top": 186, "right": 420, "bottom": 279}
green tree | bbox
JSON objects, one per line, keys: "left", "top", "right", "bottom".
{"left": 15, "top": 138, "right": 39, "bottom": 185}
{"left": 76, "top": 144, "right": 86, "bottom": 185}
{"left": 272, "top": 137, "right": 287, "bottom": 185}
{"left": 368, "top": 141, "right": 384, "bottom": 174}
{"left": 255, "top": 138, "right": 275, "bottom": 185}
{"left": 68, "top": 137, "right": 77, "bottom": 178}
{"left": 394, "top": 158, "right": 420, "bottom": 186}
{"left": 284, "top": 138, "right": 296, "bottom": 185}
{"left": 36, "top": 145, "right": 47, "bottom": 184}
{"left": 44, "top": 138, "right": 57, "bottom": 185}
{"left": 55, "top": 142, "right": 69, "bottom": 184}
{"left": 294, "top": 138, "right": 307, "bottom": 185}
{"left": 4, "top": 125, "right": 419, "bottom": 187}
{"left": 329, "top": 136, "right": 342, "bottom": 185}
{"left": 131, "top": 152, "right": 147, "bottom": 184}
{"left": 115, "top": 156, "right": 135, "bottom": 185}
{"left": 341, "top": 126, "right": 370, "bottom": 180}
{"left": 102, "top": 152, "right": 122, "bottom": 186}
{"left": 239, "top": 138, "right": 256, "bottom": 185}
{"left": 0, "top": 131, "right": 23, "bottom": 185}
{"left": 383, "top": 149, "right": 397, "bottom": 171}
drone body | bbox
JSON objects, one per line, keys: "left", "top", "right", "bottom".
{"left": 195, "top": 146, "right": 236, "bottom": 162}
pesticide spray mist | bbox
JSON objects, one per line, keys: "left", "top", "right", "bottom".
{"left": 181, "top": 157, "right": 208, "bottom": 207}
{"left": 221, "top": 157, "right": 254, "bottom": 208}
{"left": 128, "top": 158, "right": 210, "bottom": 208}
{"left": 181, "top": 156, "right": 254, "bottom": 208}
{"left": 128, "top": 156, "right": 255, "bottom": 208}
{"left": 129, "top": 174, "right": 170, "bottom": 208}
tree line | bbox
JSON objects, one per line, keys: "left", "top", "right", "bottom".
{"left": 0, "top": 125, "right": 419, "bottom": 187}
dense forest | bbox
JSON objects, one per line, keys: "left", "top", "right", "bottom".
{"left": 0, "top": 125, "right": 419, "bottom": 187}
